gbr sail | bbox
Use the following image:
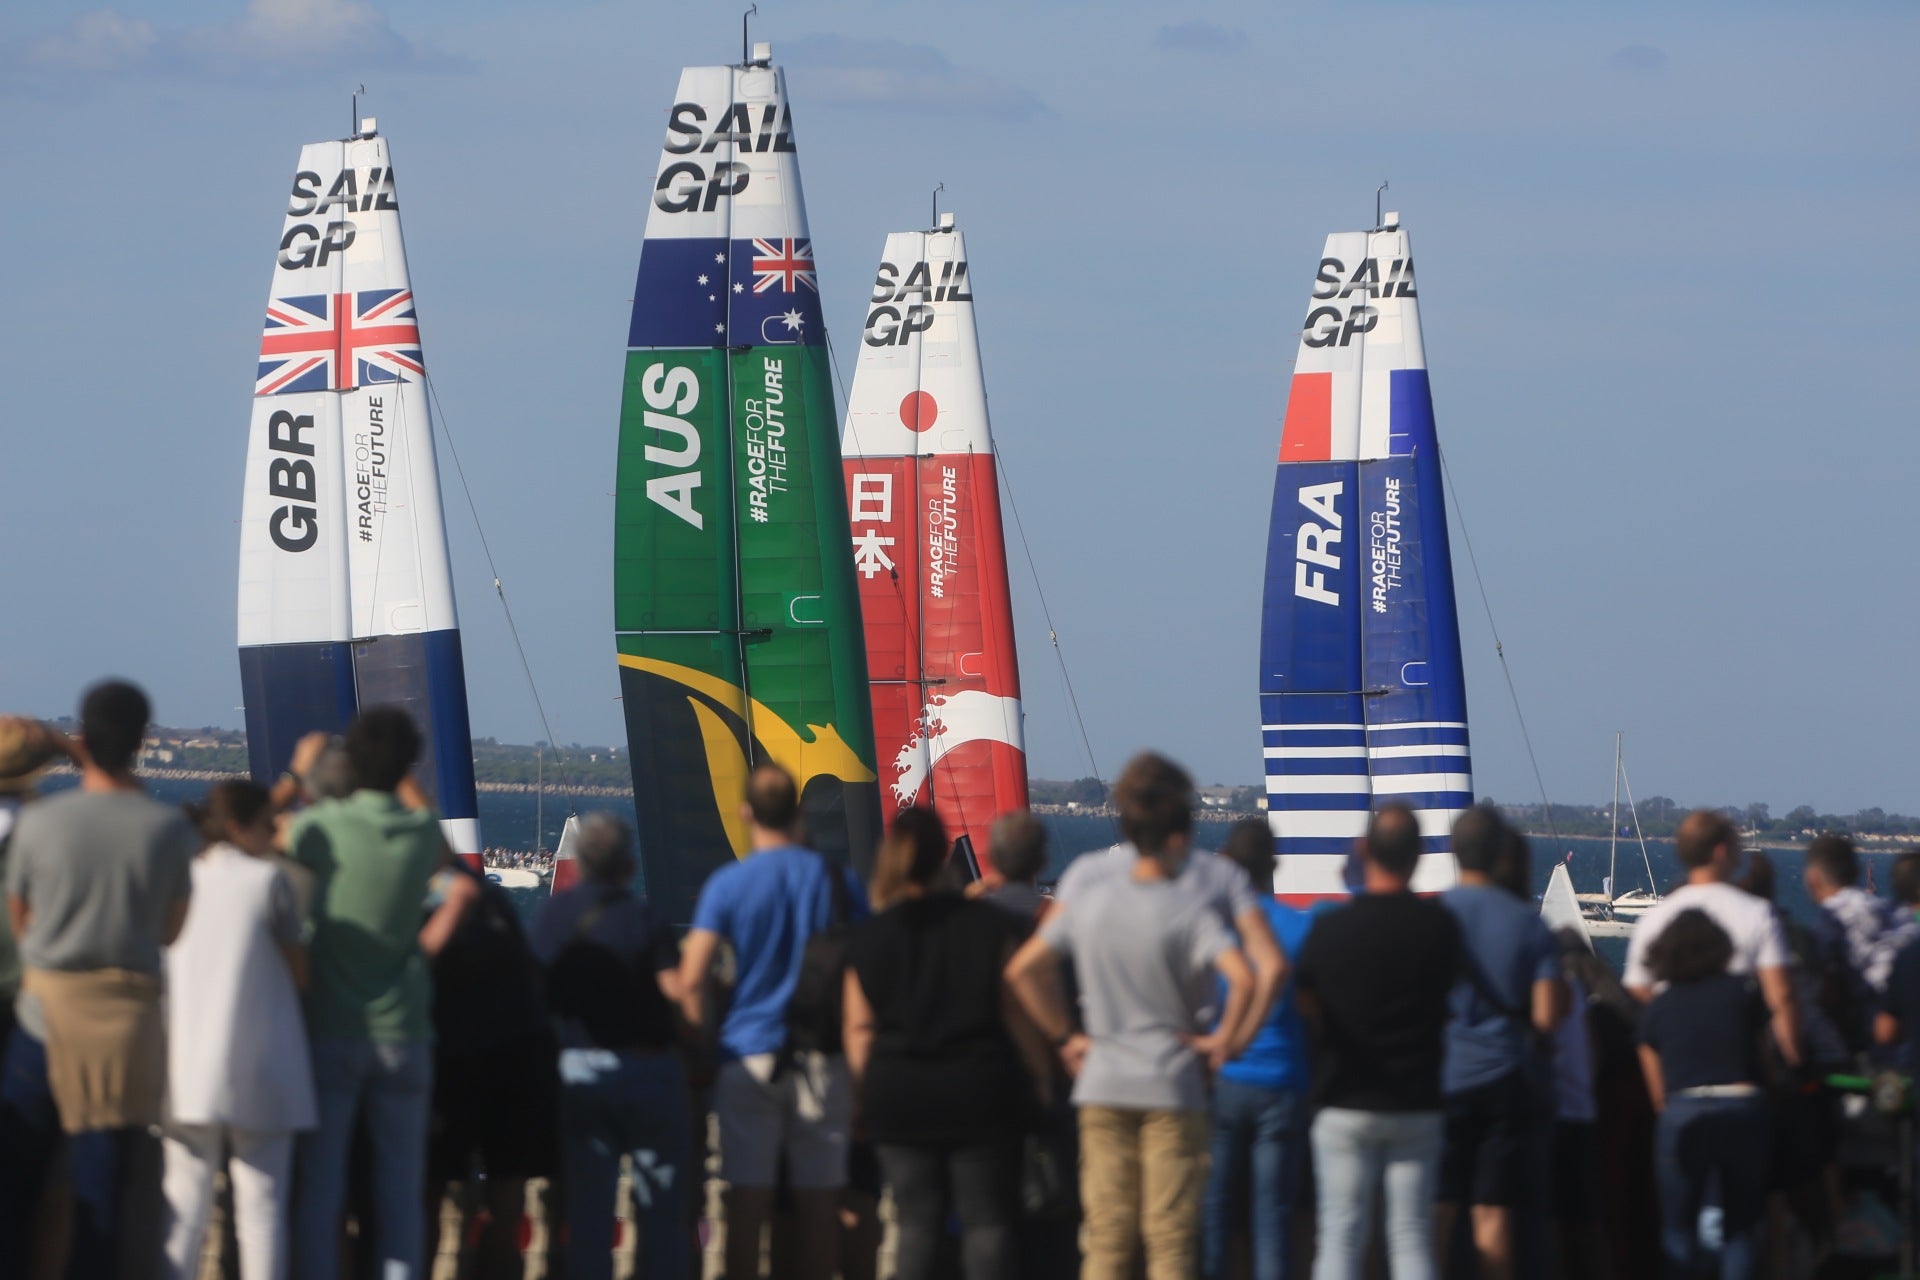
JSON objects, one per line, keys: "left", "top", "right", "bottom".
{"left": 615, "top": 48, "right": 881, "bottom": 921}
{"left": 1258, "top": 215, "right": 1470, "bottom": 896}
{"left": 236, "top": 119, "right": 481, "bottom": 858}
{"left": 842, "top": 214, "right": 1027, "bottom": 867}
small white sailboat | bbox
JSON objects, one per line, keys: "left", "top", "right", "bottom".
{"left": 1540, "top": 861, "right": 1592, "bottom": 951}
{"left": 1575, "top": 732, "right": 1661, "bottom": 936}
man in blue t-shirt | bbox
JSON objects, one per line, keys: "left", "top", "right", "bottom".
{"left": 1436, "top": 806, "right": 1567, "bottom": 1280}
{"left": 1200, "top": 818, "right": 1314, "bottom": 1280}
{"left": 676, "top": 764, "right": 868, "bottom": 1280}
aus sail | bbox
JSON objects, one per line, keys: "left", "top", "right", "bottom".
{"left": 842, "top": 215, "right": 1027, "bottom": 869}
{"left": 1258, "top": 215, "right": 1470, "bottom": 897}
{"left": 616, "top": 51, "right": 881, "bottom": 921}
{"left": 236, "top": 120, "right": 481, "bottom": 858}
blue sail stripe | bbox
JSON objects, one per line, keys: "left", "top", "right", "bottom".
{"left": 1265, "top": 758, "right": 1373, "bottom": 778}
{"left": 1263, "top": 729, "right": 1368, "bottom": 748}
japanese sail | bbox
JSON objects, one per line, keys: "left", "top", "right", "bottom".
{"left": 1259, "top": 215, "right": 1470, "bottom": 896}
{"left": 237, "top": 119, "right": 481, "bottom": 859}
{"left": 615, "top": 49, "right": 881, "bottom": 921}
{"left": 841, "top": 214, "right": 1027, "bottom": 867}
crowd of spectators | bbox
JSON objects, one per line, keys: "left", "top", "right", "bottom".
{"left": 481, "top": 847, "right": 555, "bottom": 874}
{"left": 5, "top": 682, "right": 1920, "bottom": 1279}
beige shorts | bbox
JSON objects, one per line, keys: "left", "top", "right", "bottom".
{"left": 714, "top": 1051, "right": 852, "bottom": 1190}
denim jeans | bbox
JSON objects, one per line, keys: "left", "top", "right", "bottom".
{"left": 1310, "top": 1106, "right": 1443, "bottom": 1280}
{"left": 875, "top": 1138, "right": 1020, "bottom": 1280}
{"left": 1655, "top": 1094, "right": 1768, "bottom": 1280}
{"left": 557, "top": 1048, "right": 693, "bottom": 1280}
{"left": 293, "top": 1038, "right": 433, "bottom": 1280}
{"left": 1202, "top": 1079, "right": 1304, "bottom": 1280}
{"left": 0, "top": 1025, "right": 153, "bottom": 1280}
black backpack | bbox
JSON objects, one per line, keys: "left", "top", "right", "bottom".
{"left": 781, "top": 853, "right": 854, "bottom": 1057}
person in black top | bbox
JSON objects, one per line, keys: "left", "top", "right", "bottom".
{"left": 1293, "top": 803, "right": 1462, "bottom": 1280}
{"left": 843, "top": 807, "right": 1047, "bottom": 1280}
{"left": 1637, "top": 909, "right": 1769, "bottom": 1280}
{"left": 426, "top": 857, "right": 558, "bottom": 1279}
{"left": 529, "top": 814, "right": 690, "bottom": 1280}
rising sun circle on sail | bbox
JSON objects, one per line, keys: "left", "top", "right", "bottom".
{"left": 899, "top": 391, "right": 938, "bottom": 432}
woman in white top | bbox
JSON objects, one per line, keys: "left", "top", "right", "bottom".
{"left": 162, "top": 780, "right": 317, "bottom": 1280}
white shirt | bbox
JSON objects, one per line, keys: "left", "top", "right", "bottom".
{"left": 1622, "top": 880, "right": 1788, "bottom": 992}
{"left": 164, "top": 844, "right": 317, "bottom": 1132}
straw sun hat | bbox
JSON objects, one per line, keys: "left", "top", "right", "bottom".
{"left": 0, "top": 716, "right": 62, "bottom": 796}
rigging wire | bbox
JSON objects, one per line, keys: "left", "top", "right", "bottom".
{"left": 422, "top": 372, "right": 578, "bottom": 820}
{"left": 996, "top": 448, "right": 1107, "bottom": 802}
{"left": 1436, "top": 442, "right": 1562, "bottom": 850}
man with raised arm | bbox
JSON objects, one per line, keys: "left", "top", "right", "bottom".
{"left": 1624, "top": 810, "right": 1800, "bottom": 1067}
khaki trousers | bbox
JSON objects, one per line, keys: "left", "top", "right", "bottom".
{"left": 1078, "top": 1105, "right": 1210, "bottom": 1280}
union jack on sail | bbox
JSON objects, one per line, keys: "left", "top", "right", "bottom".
{"left": 750, "top": 238, "right": 816, "bottom": 294}
{"left": 256, "top": 288, "right": 425, "bottom": 395}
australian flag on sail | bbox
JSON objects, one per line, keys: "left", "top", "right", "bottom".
{"left": 629, "top": 237, "right": 826, "bottom": 349}
{"left": 256, "top": 289, "right": 425, "bottom": 395}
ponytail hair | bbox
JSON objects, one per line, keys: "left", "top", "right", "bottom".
{"left": 185, "top": 779, "right": 274, "bottom": 849}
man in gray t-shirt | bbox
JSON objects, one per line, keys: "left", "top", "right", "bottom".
{"left": 0, "top": 680, "right": 194, "bottom": 1271}
{"left": 9, "top": 791, "right": 195, "bottom": 1014}
{"left": 1008, "top": 752, "right": 1255, "bottom": 1280}
{"left": 1055, "top": 836, "right": 1285, "bottom": 1042}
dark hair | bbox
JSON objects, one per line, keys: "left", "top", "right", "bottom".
{"left": 1674, "top": 809, "right": 1736, "bottom": 871}
{"left": 988, "top": 811, "right": 1048, "bottom": 883}
{"left": 745, "top": 763, "right": 800, "bottom": 832}
{"left": 344, "top": 706, "right": 420, "bottom": 793}
{"left": 1737, "top": 850, "right": 1777, "bottom": 903}
{"left": 1367, "top": 803, "right": 1422, "bottom": 879}
{"left": 1219, "top": 817, "right": 1276, "bottom": 894}
{"left": 1450, "top": 804, "right": 1512, "bottom": 876}
{"left": 1805, "top": 833, "right": 1859, "bottom": 889}
{"left": 1891, "top": 852, "right": 1920, "bottom": 908}
{"left": 186, "top": 779, "right": 274, "bottom": 847}
{"left": 1645, "top": 909, "right": 1734, "bottom": 985}
{"left": 79, "top": 679, "right": 150, "bottom": 775}
{"left": 1113, "top": 752, "right": 1194, "bottom": 854}
{"left": 870, "top": 806, "right": 949, "bottom": 910}
{"left": 574, "top": 813, "right": 636, "bottom": 886}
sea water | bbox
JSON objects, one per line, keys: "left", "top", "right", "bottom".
{"left": 125, "top": 778, "right": 1833, "bottom": 971}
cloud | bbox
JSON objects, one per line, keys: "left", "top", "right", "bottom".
{"left": 1155, "top": 20, "right": 1247, "bottom": 55}
{"left": 1608, "top": 43, "right": 1668, "bottom": 75}
{"left": 6, "top": 0, "right": 457, "bottom": 88}
{"left": 784, "top": 36, "right": 1049, "bottom": 121}
{"left": 20, "top": 11, "right": 157, "bottom": 75}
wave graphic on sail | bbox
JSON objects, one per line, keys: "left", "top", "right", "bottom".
{"left": 236, "top": 121, "right": 480, "bottom": 858}
{"left": 1257, "top": 216, "right": 1470, "bottom": 898}
{"left": 841, "top": 217, "right": 1028, "bottom": 867}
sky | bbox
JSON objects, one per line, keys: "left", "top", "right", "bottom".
{"left": 1, "top": 0, "right": 1915, "bottom": 816}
